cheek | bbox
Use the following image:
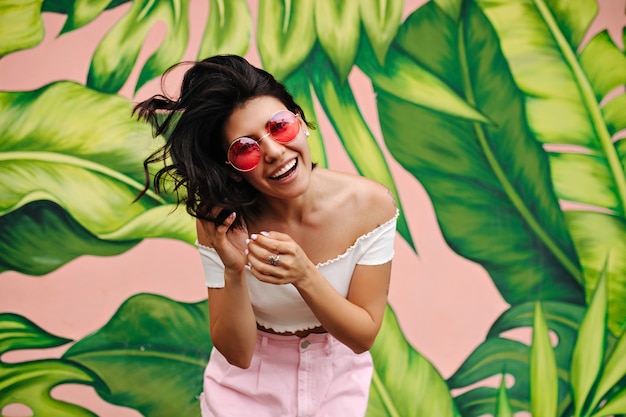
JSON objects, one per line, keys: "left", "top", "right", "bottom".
{"left": 240, "top": 170, "right": 265, "bottom": 185}
{"left": 295, "top": 139, "right": 312, "bottom": 162}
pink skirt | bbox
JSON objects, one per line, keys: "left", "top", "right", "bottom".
{"left": 200, "top": 330, "right": 373, "bottom": 417}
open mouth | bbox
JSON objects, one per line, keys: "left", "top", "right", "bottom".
{"left": 270, "top": 158, "right": 297, "bottom": 180}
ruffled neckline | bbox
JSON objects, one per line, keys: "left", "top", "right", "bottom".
{"left": 197, "top": 209, "right": 399, "bottom": 268}
{"left": 315, "top": 209, "right": 399, "bottom": 268}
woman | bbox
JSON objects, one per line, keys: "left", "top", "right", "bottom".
{"left": 134, "top": 55, "right": 398, "bottom": 417}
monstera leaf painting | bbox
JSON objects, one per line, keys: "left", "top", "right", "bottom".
{"left": 64, "top": 294, "right": 213, "bottom": 417}
{"left": 0, "top": 313, "right": 100, "bottom": 416}
{"left": 1, "top": 0, "right": 625, "bottom": 416}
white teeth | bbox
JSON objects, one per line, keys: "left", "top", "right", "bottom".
{"left": 272, "top": 159, "right": 296, "bottom": 178}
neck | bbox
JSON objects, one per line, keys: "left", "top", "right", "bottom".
{"left": 258, "top": 168, "right": 322, "bottom": 224}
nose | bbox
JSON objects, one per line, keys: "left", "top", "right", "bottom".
{"left": 261, "top": 136, "right": 286, "bottom": 162}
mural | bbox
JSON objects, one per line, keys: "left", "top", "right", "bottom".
{"left": 1, "top": 0, "right": 625, "bottom": 416}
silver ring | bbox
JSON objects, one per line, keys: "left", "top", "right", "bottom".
{"left": 268, "top": 254, "right": 280, "bottom": 266}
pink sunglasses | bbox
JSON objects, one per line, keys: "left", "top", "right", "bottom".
{"left": 226, "top": 110, "right": 301, "bottom": 172}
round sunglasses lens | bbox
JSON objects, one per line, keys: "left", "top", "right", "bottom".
{"left": 269, "top": 111, "right": 300, "bottom": 143}
{"left": 229, "top": 138, "right": 261, "bottom": 171}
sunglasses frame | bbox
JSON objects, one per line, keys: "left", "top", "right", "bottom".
{"left": 225, "top": 110, "right": 301, "bottom": 172}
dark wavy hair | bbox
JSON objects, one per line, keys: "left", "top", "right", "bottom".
{"left": 133, "top": 55, "right": 311, "bottom": 229}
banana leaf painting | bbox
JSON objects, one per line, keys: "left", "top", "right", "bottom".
{"left": 1, "top": 0, "right": 625, "bottom": 416}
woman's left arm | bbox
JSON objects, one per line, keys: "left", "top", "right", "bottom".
{"left": 294, "top": 261, "right": 392, "bottom": 353}
{"left": 246, "top": 220, "right": 395, "bottom": 353}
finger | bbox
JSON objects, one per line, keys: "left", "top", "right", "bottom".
{"left": 247, "top": 243, "right": 292, "bottom": 272}
{"left": 247, "top": 256, "right": 276, "bottom": 276}
{"left": 213, "top": 209, "right": 234, "bottom": 226}
{"left": 219, "top": 212, "right": 237, "bottom": 230}
{"left": 255, "top": 230, "right": 290, "bottom": 241}
{"left": 246, "top": 243, "right": 277, "bottom": 266}
{"left": 197, "top": 212, "right": 237, "bottom": 248}
{"left": 248, "top": 232, "right": 286, "bottom": 253}
{"left": 248, "top": 264, "right": 284, "bottom": 284}
{"left": 207, "top": 213, "right": 236, "bottom": 238}
{"left": 197, "top": 210, "right": 231, "bottom": 233}
{"left": 254, "top": 274, "right": 284, "bottom": 285}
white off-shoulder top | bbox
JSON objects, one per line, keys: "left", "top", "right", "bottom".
{"left": 197, "top": 209, "right": 398, "bottom": 332}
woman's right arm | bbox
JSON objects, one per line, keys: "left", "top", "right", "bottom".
{"left": 207, "top": 279, "right": 257, "bottom": 369}
{"left": 197, "top": 214, "right": 257, "bottom": 368}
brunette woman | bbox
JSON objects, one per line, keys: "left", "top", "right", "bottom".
{"left": 134, "top": 55, "right": 398, "bottom": 417}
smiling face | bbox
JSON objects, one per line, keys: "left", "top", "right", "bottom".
{"left": 223, "top": 96, "right": 313, "bottom": 200}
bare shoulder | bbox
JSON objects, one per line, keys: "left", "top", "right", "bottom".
{"left": 320, "top": 169, "right": 397, "bottom": 233}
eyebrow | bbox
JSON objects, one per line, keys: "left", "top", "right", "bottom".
{"left": 230, "top": 114, "right": 273, "bottom": 142}
{"left": 229, "top": 108, "right": 292, "bottom": 143}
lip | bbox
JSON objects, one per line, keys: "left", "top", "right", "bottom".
{"left": 269, "top": 157, "right": 298, "bottom": 180}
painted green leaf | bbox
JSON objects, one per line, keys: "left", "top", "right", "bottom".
{"left": 0, "top": 314, "right": 99, "bottom": 416}
{"left": 367, "top": 305, "right": 459, "bottom": 417}
{"left": 257, "top": 0, "right": 316, "bottom": 81}
{"left": 563, "top": 211, "right": 626, "bottom": 337}
{"left": 283, "top": 68, "right": 328, "bottom": 167}
{"left": 549, "top": 153, "right": 619, "bottom": 211}
{"left": 197, "top": 0, "right": 250, "bottom": 60}
{"left": 64, "top": 294, "right": 212, "bottom": 417}
{"left": 359, "top": 0, "right": 403, "bottom": 65}
{"left": 590, "top": 386, "right": 626, "bottom": 417}
{"left": 0, "top": 201, "right": 135, "bottom": 275}
{"left": 449, "top": 301, "right": 587, "bottom": 416}
{"left": 579, "top": 31, "right": 626, "bottom": 102}
{"left": 571, "top": 263, "right": 608, "bottom": 417}
{"left": 0, "top": 0, "right": 44, "bottom": 57}
{"left": 431, "top": 0, "right": 462, "bottom": 22}
{"left": 87, "top": 0, "right": 189, "bottom": 94}
{"left": 530, "top": 303, "right": 558, "bottom": 417}
{"left": 0, "top": 82, "right": 195, "bottom": 275}
{"left": 314, "top": 1, "right": 360, "bottom": 81}
{"left": 304, "top": 46, "right": 415, "bottom": 251}
{"left": 448, "top": 338, "right": 531, "bottom": 416}
{"left": 41, "top": 0, "right": 131, "bottom": 31}
{"left": 40, "top": 0, "right": 81, "bottom": 12}
{"left": 377, "top": 2, "right": 584, "bottom": 304}
{"left": 476, "top": 0, "right": 626, "bottom": 335}
{"left": 602, "top": 94, "right": 626, "bottom": 136}
{"left": 1, "top": 361, "right": 100, "bottom": 416}
{"left": 357, "top": 37, "right": 488, "bottom": 123}
{"left": 588, "top": 322, "right": 626, "bottom": 414}
{"left": 487, "top": 301, "right": 585, "bottom": 415}
{"left": 0, "top": 313, "right": 71, "bottom": 355}
{"left": 57, "top": 0, "right": 117, "bottom": 33}
{"left": 488, "top": 301, "right": 584, "bottom": 366}
{"left": 495, "top": 375, "right": 514, "bottom": 417}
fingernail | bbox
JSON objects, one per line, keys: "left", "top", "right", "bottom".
{"left": 244, "top": 249, "right": 249, "bottom": 255}
{"left": 260, "top": 231, "right": 269, "bottom": 236}
{"left": 250, "top": 234, "right": 258, "bottom": 240}
{"left": 245, "top": 238, "right": 250, "bottom": 245}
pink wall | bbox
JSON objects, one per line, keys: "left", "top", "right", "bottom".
{"left": 1, "top": 1, "right": 624, "bottom": 415}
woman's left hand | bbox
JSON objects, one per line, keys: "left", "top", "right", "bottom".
{"left": 245, "top": 231, "right": 315, "bottom": 285}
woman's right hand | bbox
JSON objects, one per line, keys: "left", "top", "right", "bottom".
{"left": 196, "top": 212, "right": 248, "bottom": 273}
